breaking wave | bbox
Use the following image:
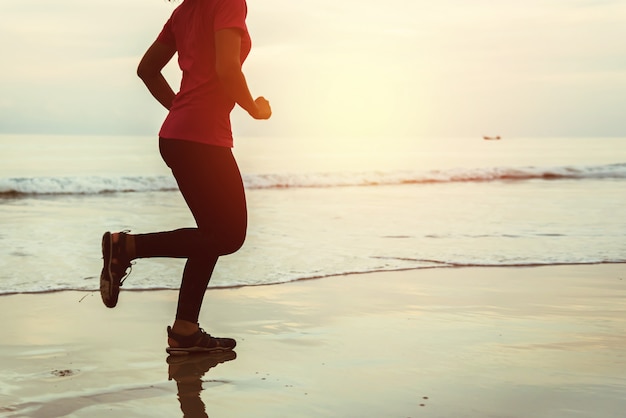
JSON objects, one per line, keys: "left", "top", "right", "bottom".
{"left": 1, "top": 163, "right": 625, "bottom": 197}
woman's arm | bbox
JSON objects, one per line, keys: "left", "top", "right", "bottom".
{"left": 137, "top": 41, "right": 177, "bottom": 110}
{"left": 215, "top": 28, "right": 271, "bottom": 120}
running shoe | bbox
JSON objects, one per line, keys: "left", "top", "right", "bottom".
{"left": 166, "top": 326, "right": 237, "bottom": 355}
{"left": 99, "top": 231, "right": 132, "bottom": 308}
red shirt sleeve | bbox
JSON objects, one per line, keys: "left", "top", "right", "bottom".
{"left": 213, "top": 0, "right": 248, "bottom": 32}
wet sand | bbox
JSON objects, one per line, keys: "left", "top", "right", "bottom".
{"left": 1, "top": 264, "right": 626, "bottom": 417}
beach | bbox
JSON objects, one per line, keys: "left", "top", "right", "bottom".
{"left": 1, "top": 264, "right": 625, "bottom": 417}
{"left": 1, "top": 135, "right": 626, "bottom": 417}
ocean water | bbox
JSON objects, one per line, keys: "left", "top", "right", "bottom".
{"left": 1, "top": 134, "right": 625, "bottom": 295}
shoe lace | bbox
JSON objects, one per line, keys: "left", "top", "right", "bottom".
{"left": 197, "top": 327, "right": 212, "bottom": 337}
{"left": 119, "top": 261, "right": 135, "bottom": 286}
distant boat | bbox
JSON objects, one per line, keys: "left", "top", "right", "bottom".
{"left": 483, "top": 135, "right": 501, "bottom": 140}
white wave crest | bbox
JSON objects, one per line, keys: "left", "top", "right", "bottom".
{"left": 1, "top": 163, "right": 625, "bottom": 196}
{"left": 0, "top": 175, "right": 178, "bottom": 196}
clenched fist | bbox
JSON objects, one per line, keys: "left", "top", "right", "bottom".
{"left": 251, "top": 96, "right": 272, "bottom": 120}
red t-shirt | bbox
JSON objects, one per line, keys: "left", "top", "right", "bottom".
{"left": 156, "top": 0, "right": 251, "bottom": 147}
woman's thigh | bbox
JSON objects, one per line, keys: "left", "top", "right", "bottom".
{"left": 159, "top": 138, "right": 247, "bottom": 255}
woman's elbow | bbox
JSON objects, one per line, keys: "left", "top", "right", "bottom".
{"left": 137, "top": 42, "right": 175, "bottom": 80}
{"left": 137, "top": 64, "right": 157, "bottom": 80}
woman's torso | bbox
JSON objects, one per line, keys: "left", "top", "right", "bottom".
{"left": 158, "top": 0, "right": 251, "bottom": 147}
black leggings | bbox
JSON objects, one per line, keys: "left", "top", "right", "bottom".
{"left": 133, "top": 138, "right": 247, "bottom": 323}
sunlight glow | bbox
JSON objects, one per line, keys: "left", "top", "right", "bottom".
{"left": 1, "top": 0, "right": 625, "bottom": 137}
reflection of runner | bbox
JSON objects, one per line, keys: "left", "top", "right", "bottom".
{"left": 168, "top": 352, "right": 237, "bottom": 417}
{"left": 99, "top": 0, "right": 271, "bottom": 354}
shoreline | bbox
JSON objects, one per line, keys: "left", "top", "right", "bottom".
{"left": 1, "top": 264, "right": 626, "bottom": 417}
{"left": 2, "top": 261, "right": 625, "bottom": 297}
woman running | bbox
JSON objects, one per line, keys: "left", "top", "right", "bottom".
{"left": 99, "top": 0, "right": 271, "bottom": 355}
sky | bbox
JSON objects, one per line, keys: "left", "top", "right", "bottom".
{"left": 1, "top": 0, "right": 626, "bottom": 139}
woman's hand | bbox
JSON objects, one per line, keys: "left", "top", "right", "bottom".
{"left": 251, "top": 97, "right": 272, "bottom": 120}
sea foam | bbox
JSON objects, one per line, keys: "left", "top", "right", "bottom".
{"left": 1, "top": 163, "right": 625, "bottom": 197}
{"left": 0, "top": 164, "right": 626, "bottom": 197}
